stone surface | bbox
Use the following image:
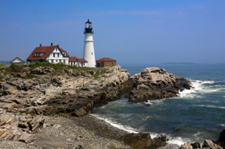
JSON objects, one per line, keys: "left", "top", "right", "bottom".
{"left": 121, "top": 133, "right": 152, "bottom": 149}
{"left": 191, "top": 142, "right": 201, "bottom": 149}
{"left": 180, "top": 143, "right": 193, "bottom": 149}
{"left": 202, "top": 140, "right": 223, "bottom": 149}
{"left": 219, "top": 128, "right": 225, "bottom": 142}
{"left": 128, "top": 67, "right": 191, "bottom": 103}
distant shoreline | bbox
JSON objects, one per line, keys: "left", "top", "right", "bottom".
{"left": 162, "top": 62, "right": 195, "bottom": 64}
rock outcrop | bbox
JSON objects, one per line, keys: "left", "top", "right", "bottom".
{"left": 121, "top": 133, "right": 168, "bottom": 149}
{"left": 128, "top": 67, "right": 191, "bottom": 103}
{"left": 0, "top": 112, "right": 44, "bottom": 143}
{"left": 180, "top": 137, "right": 224, "bottom": 149}
{"left": 0, "top": 65, "right": 130, "bottom": 142}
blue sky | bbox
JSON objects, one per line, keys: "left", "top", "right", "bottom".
{"left": 0, "top": 0, "right": 225, "bottom": 64}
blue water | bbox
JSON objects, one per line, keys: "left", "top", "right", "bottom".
{"left": 0, "top": 61, "right": 10, "bottom": 65}
{"left": 92, "top": 63, "right": 225, "bottom": 146}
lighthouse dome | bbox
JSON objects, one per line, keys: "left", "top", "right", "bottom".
{"left": 85, "top": 19, "right": 92, "bottom": 24}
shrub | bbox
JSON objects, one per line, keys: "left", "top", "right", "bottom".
{"left": 23, "top": 73, "right": 37, "bottom": 79}
{"left": 9, "top": 63, "right": 24, "bottom": 72}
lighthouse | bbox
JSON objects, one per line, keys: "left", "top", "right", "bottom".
{"left": 83, "top": 19, "right": 96, "bottom": 67}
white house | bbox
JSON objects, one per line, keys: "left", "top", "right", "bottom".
{"left": 26, "top": 43, "right": 87, "bottom": 67}
{"left": 11, "top": 57, "right": 25, "bottom": 65}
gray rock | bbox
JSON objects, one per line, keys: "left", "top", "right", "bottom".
{"left": 180, "top": 143, "right": 193, "bottom": 149}
{"left": 18, "top": 133, "right": 35, "bottom": 143}
{"left": 128, "top": 67, "right": 191, "bottom": 103}
{"left": 202, "top": 140, "right": 223, "bottom": 149}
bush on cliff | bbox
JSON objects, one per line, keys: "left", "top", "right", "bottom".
{"left": 93, "top": 69, "right": 107, "bottom": 80}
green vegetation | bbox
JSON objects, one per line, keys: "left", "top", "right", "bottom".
{"left": 0, "top": 63, "right": 7, "bottom": 70}
{"left": 23, "top": 73, "right": 37, "bottom": 79}
{"left": 93, "top": 69, "right": 107, "bottom": 80}
{"left": 1, "top": 62, "right": 108, "bottom": 80}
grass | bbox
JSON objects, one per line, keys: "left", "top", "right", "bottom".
{"left": 0, "top": 63, "right": 8, "bottom": 70}
{"left": 23, "top": 73, "right": 37, "bottom": 79}
{"left": 93, "top": 69, "right": 107, "bottom": 80}
{"left": 1, "top": 62, "right": 108, "bottom": 81}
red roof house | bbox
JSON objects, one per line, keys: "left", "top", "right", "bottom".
{"left": 96, "top": 57, "right": 116, "bottom": 68}
{"left": 26, "top": 43, "right": 87, "bottom": 67}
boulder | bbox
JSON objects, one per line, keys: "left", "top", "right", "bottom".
{"left": 219, "top": 128, "right": 225, "bottom": 142}
{"left": 180, "top": 143, "right": 193, "bottom": 149}
{"left": 51, "top": 76, "right": 64, "bottom": 86}
{"left": 121, "top": 133, "right": 152, "bottom": 149}
{"left": 0, "top": 82, "right": 18, "bottom": 96}
{"left": 191, "top": 142, "right": 201, "bottom": 149}
{"left": 153, "top": 135, "right": 168, "bottom": 148}
{"left": 128, "top": 67, "right": 191, "bottom": 103}
{"left": 0, "top": 113, "right": 15, "bottom": 126}
{"left": 202, "top": 140, "right": 223, "bottom": 149}
{"left": 27, "top": 115, "right": 44, "bottom": 133}
{"left": 18, "top": 133, "right": 35, "bottom": 143}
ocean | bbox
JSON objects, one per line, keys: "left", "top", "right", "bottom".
{"left": 0, "top": 61, "right": 10, "bottom": 65}
{"left": 91, "top": 63, "right": 225, "bottom": 146}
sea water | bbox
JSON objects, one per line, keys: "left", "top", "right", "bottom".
{"left": 92, "top": 63, "right": 225, "bottom": 146}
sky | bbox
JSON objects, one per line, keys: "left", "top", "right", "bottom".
{"left": 0, "top": 0, "right": 225, "bottom": 64}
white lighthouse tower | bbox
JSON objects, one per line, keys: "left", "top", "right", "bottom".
{"left": 83, "top": 19, "right": 96, "bottom": 67}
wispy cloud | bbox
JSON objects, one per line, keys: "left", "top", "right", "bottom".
{"left": 71, "top": 10, "right": 162, "bottom": 16}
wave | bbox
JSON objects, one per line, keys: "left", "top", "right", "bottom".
{"left": 219, "top": 124, "right": 225, "bottom": 127}
{"left": 178, "top": 79, "right": 225, "bottom": 99}
{"left": 91, "top": 113, "right": 192, "bottom": 146}
{"left": 91, "top": 114, "right": 138, "bottom": 133}
{"left": 144, "top": 99, "right": 166, "bottom": 106}
{"left": 193, "top": 105, "right": 225, "bottom": 109}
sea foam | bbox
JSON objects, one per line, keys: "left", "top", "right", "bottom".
{"left": 194, "top": 105, "right": 225, "bottom": 109}
{"left": 91, "top": 113, "right": 191, "bottom": 146}
{"left": 91, "top": 114, "right": 138, "bottom": 133}
{"left": 177, "top": 79, "right": 223, "bottom": 99}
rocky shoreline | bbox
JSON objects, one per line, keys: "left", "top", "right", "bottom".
{"left": 0, "top": 64, "right": 224, "bottom": 149}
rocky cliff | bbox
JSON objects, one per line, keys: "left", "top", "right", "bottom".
{"left": 0, "top": 65, "right": 130, "bottom": 142}
{"left": 128, "top": 67, "right": 191, "bottom": 103}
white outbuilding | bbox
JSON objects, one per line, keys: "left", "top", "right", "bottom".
{"left": 11, "top": 57, "right": 25, "bottom": 65}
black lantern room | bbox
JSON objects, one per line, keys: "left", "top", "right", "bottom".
{"left": 84, "top": 19, "right": 93, "bottom": 34}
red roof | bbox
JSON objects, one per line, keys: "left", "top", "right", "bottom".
{"left": 26, "top": 45, "right": 69, "bottom": 61}
{"left": 59, "top": 48, "right": 70, "bottom": 57}
{"left": 96, "top": 57, "right": 116, "bottom": 62}
{"left": 69, "top": 57, "right": 78, "bottom": 62}
{"left": 77, "top": 58, "right": 87, "bottom": 62}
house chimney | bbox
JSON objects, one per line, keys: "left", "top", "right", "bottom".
{"left": 57, "top": 44, "right": 59, "bottom": 47}
{"left": 40, "top": 44, "right": 42, "bottom": 47}
{"left": 51, "top": 42, "right": 53, "bottom": 46}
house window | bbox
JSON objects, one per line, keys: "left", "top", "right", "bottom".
{"left": 63, "top": 60, "right": 65, "bottom": 64}
{"left": 56, "top": 48, "right": 57, "bottom": 51}
{"left": 35, "top": 53, "right": 42, "bottom": 57}
{"left": 107, "top": 62, "right": 109, "bottom": 65}
{"left": 53, "top": 53, "right": 55, "bottom": 57}
{"left": 51, "top": 60, "right": 53, "bottom": 63}
{"left": 57, "top": 53, "right": 59, "bottom": 57}
{"left": 56, "top": 60, "right": 57, "bottom": 62}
